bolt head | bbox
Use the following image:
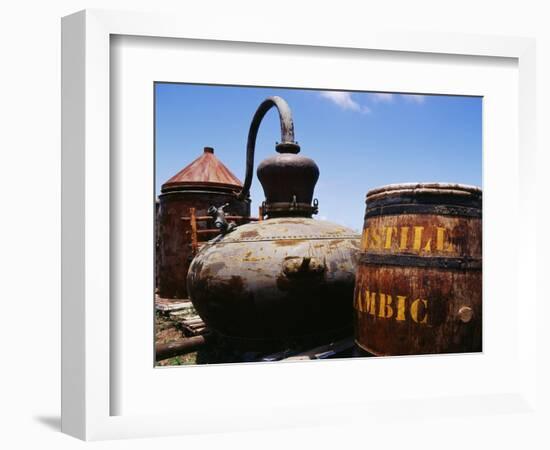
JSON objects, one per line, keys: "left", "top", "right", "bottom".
{"left": 458, "top": 306, "right": 474, "bottom": 323}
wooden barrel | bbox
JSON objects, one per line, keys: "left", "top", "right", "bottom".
{"left": 354, "top": 183, "right": 482, "bottom": 356}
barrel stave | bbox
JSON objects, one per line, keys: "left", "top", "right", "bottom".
{"left": 354, "top": 183, "right": 482, "bottom": 356}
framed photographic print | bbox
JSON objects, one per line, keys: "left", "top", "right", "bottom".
{"left": 61, "top": 9, "right": 538, "bottom": 441}
{"left": 153, "top": 84, "right": 483, "bottom": 366}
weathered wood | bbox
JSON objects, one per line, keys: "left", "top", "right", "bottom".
{"left": 176, "top": 315, "right": 207, "bottom": 336}
{"left": 168, "top": 310, "right": 198, "bottom": 321}
{"left": 156, "top": 334, "right": 213, "bottom": 361}
{"left": 184, "top": 316, "right": 203, "bottom": 322}
{"left": 183, "top": 318, "right": 204, "bottom": 325}
{"left": 354, "top": 183, "right": 482, "bottom": 356}
{"left": 155, "top": 298, "right": 194, "bottom": 312}
{"left": 187, "top": 322, "right": 204, "bottom": 327}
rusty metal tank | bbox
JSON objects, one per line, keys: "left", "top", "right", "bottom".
{"left": 354, "top": 183, "right": 482, "bottom": 356}
{"left": 157, "top": 147, "right": 250, "bottom": 299}
{"left": 187, "top": 96, "right": 360, "bottom": 350}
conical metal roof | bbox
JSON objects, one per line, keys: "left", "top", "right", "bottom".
{"left": 161, "top": 147, "right": 243, "bottom": 193}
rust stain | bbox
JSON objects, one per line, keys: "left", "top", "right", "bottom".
{"left": 206, "top": 261, "right": 226, "bottom": 276}
{"left": 274, "top": 239, "right": 306, "bottom": 246}
{"left": 240, "top": 230, "right": 260, "bottom": 239}
{"left": 241, "top": 249, "right": 265, "bottom": 262}
{"left": 242, "top": 255, "right": 264, "bottom": 262}
{"left": 227, "top": 275, "right": 245, "bottom": 292}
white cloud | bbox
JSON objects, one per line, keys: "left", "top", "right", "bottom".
{"left": 402, "top": 94, "right": 426, "bottom": 104}
{"left": 319, "top": 90, "right": 426, "bottom": 112}
{"left": 369, "top": 93, "right": 394, "bottom": 103}
{"left": 319, "top": 91, "right": 371, "bottom": 114}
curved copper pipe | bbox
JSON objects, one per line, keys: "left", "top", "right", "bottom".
{"left": 236, "top": 96, "right": 300, "bottom": 201}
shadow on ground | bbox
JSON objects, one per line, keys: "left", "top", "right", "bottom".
{"left": 34, "top": 415, "right": 61, "bottom": 431}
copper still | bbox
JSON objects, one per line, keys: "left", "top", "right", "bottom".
{"left": 187, "top": 96, "right": 360, "bottom": 350}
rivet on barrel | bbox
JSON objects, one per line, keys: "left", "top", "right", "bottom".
{"left": 458, "top": 306, "right": 474, "bottom": 323}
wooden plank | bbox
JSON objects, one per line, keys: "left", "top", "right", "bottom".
{"left": 155, "top": 298, "right": 194, "bottom": 312}
{"left": 183, "top": 318, "right": 204, "bottom": 325}
{"left": 180, "top": 315, "right": 202, "bottom": 322}
{"left": 169, "top": 310, "right": 194, "bottom": 319}
{"left": 176, "top": 315, "right": 207, "bottom": 336}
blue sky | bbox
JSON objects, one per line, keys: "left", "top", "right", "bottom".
{"left": 155, "top": 84, "right": 482, "bottom": 232}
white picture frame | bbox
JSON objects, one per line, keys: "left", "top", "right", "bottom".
{"left": 61, "top": 9, "right": 539, "bottom": 442}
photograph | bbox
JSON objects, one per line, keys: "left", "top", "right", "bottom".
{"left": 154, "top": 84, "right": 482, "bottom": 365}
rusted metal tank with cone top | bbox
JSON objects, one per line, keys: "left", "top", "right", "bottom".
{"left": 187, "top": 96, "right": 361, "bottom": 351}
{"left": 157, "top": 147, "right": 250, "bottom": 299}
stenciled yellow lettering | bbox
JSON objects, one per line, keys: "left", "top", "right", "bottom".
{"left": 413, "top": 227, "right": 424, "bottom": 251}
{"left": 378, "top": 293, "right": 393, "bottom": 319}
{"left": 384, "top": 227, "right": 396, "bottom": 249}
{"left": 396, "top": 295, "right": 407, "bottom": 321}
{"left": 436, "top": 227, "right": 446, "bottom": 251}
{"left": 370, "top": 228, "right": 382, "bottom": 249}
{"left": 354, "top": 289, "right": 364, "bottom": 312}
{"left": 361, "top": 227, "right": 369, "bottom": 251}
{"left": 410, "top": 299, "right": 428, "bottom": 324}
{"left": 423, "top": 238, "right": 432, "bottom": 252}
{"left": 365, "top": 290, "right": 377, "bottom": 316}
{"left": 436, "top": 227, "right": 454, "bottom": 252}
{"left": 399, "top": 227, "right": 409, "bottom": 250}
